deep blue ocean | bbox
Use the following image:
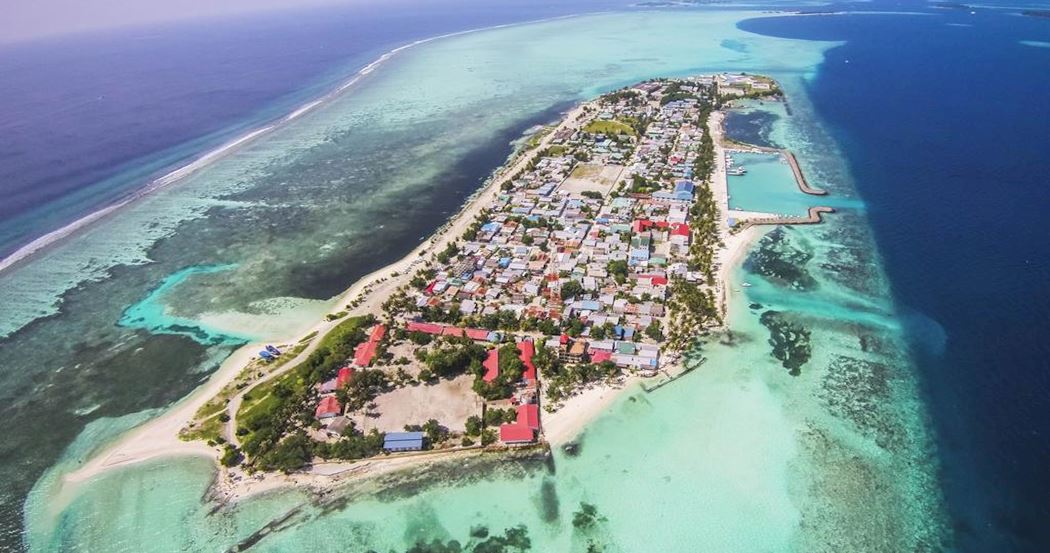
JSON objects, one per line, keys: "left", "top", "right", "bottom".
{"left": 741, "top": 5, "right": 1050, "bottom": 551}
{"left": 0, "top": 0, "right": 627, "bottom": 258}
{"left": 1, "top": 1, "right": 1049, "bottom": 551}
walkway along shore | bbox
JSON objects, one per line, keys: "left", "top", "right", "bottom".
{"left": 734, "top": 206, "right": 836, "bottom": 230}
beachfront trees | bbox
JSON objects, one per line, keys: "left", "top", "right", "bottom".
{"left": 435, "top": 242, "right": 460, "bottom": 264}
{"left": 220, "top": 444, "right": 242, "bottom": 467}
{"left": 257, "top": 431, "right": 313, "bottom": 473}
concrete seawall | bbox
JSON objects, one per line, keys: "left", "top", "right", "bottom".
{"left": 735, "top": 206, "right": 835, "bottom": 230}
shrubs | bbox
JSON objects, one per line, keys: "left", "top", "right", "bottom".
{"left": 220, "top": 444, "right": 243, "bottom": 467}
{"left": 423, "top": 339, "right": 488, "bottom": 379}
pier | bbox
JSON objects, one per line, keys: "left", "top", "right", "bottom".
{"left": 734, "top": 206, "right": 835, "bottom": 230}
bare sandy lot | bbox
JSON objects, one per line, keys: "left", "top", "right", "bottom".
{"left": 354, "top": 374, "right": 481, "bottom": 434}
{"left": 559, "top": 163, "right": 624, "bottom": 196}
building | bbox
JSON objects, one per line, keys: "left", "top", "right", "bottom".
{"left": 336, "top": 366, "right": 354, "bottom": 388}
{"left": 518, "top": 340, "right": 537, "bottom": 383}
{"left": 482, "top": 349, "right": 500, "bottom": 383}
{"left": 499, "top": 403, "right": 540, "bottom": 444}
{"left": 315, "top": 396, "right": 341, "bottom": 420}
{"left": 325, "top": 416, "right": 352, "bottom": 437}
{"left": 384, "top": 431, "right": 425, "bottom": 452}
{"left": 499, "top": 423, "right": 535, "bottom": 444}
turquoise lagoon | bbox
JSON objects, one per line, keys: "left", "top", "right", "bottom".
{"left": 726, "top": 151, "right": 812, "bottom": 216}
{"left": 24, "top": 10, "right": 949, "bottom": 552}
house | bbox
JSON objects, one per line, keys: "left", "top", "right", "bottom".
{"left": 483, "top": 348, "right": 500, "bottom": 383}
{"left": 353, "top": 341, "right": 377, "bottom": 367}
{"left": 669, "top": 223, "right": 691, "bottom": 247}
{"left": 315, "top": 396, "right": 341, "bottom": 420}
{"left": 673, "top": 180, "right": 695, "bottom": 201}
{"left": 518, "top": 341, "right": 537, "bottom": 383}
{"left": 384, "top": 431, "right": 425, "bottom": 452}
{"left": 336, "top": 366, "right": 354, "bottom": 388}
{"left": 325, "top": 416, "right": 352, "bottom": 437}
{"left": 517, "top": 403, "right": 540, "bottom": 430}
{"left": 499, "top": 403, "right": 540, "bottom": 444}
{"left": 499, "top": 423, "right": 535, "bottom": 444}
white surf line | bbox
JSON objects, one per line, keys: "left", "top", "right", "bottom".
{"left": 0, "top": 12, "right": 594, "bottom": 277}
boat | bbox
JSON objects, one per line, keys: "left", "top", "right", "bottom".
{"left": 741, "top": 282, "right": 752, "bottom": 287}
{"left": 728, "top": 167, "right": 747, "bottom": 176}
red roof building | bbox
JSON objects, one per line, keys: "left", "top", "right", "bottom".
{"left": 482, "top": 349, "right": 500, "bottom": 383}
{"left": 369, "top": 324, "right": 387, "bottom": 342}
{"left": 353, "top": 341, "right": 377, "bottom": 367}
{"left": 406, "top": 321, "right": 444, "bottom": 335}
{"left": 499, "top": 423, "right": 535, "bottom": 444}
{"left": 337, "top": 366, "right": 354, "bottom": 388}
{"left": 465, "top": 328, "right": 491, "bottom": 341}
{"left": 315, "top": 396, "right": 341, "bottom": 419}
{"left": 670, "top": 222, "right": 691, "bottom": 237}
{"left": 590, "top": 350, "right": 613, "bottom": 364}
{"left": 441, "top": 326, "right": 465, "bottom": 338}
{"left": 517, "top": 403, "right": 540, "bottom": 430}
{"left": 517, "top": 341, "right": 537, "bottom": 382}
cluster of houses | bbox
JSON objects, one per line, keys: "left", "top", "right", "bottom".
{"left": 393, "top": 77, "right": 722, "bottom": 443}
{"left": 307, "top": 77, "right": 724, "bottom": 450}
{"left": 312, "top": 323, "right": 387, "bottom": 437}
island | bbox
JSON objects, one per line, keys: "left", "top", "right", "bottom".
{"left": 63, "top": 74, "right": 833, "bottom": 500}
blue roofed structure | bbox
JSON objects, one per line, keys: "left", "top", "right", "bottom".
{"left": 384, "top": 431, "right": 425, "bottom": 452}
{"left": 673, "top": 180, "right": 695, "bottom": 201}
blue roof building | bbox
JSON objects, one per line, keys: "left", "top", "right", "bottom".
{"left": 673, "top": 180, "right": 695, "bottom": 201}
{"left": 384, "top": 431, "right": 425, "bottom": 452}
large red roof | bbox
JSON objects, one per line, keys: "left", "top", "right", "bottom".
{"left": 670, "top": 222, "right": 691, "bottom": 236}
{"left": 406, "top": 321, "right": 444, "bottom": 335}
{"left": 369, "top": 324, "right": 387, "bottom": 342}
{"left": 517, "top": 403, "right": 539, "bottom": 430}
{"left": 337, "top": 366, "right": 354, "bottom": 388}
{"left": 315, "top": 396, "right": 341, "bottom": 419}
{"left": 354, "top": 341, "right": 377, "bottom": 367}
{"left": 517, "top": 341, "right": 537, "bottom": 382}
{"left": 465, "top": 328, "right": 491, "bottom": 341}
{"left": 590, "top": 350, "right": 613, "bottom": 364}
{"left": 499, "top": 423, "right": 534, "bottom": 443}
{"left": 482, "top": 349, "right": 500, "bottom": 383}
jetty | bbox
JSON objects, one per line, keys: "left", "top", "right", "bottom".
{"left": 735, "top": 206, "right": 835, "bottom": 230}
